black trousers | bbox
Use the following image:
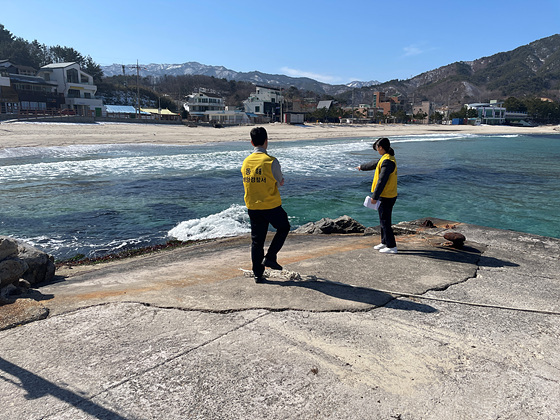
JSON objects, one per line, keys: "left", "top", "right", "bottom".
{"left": 248, "top": 206, "right": 290, "bottom": 277}
{"left": 378, "top": 196, "right": 397, "bottom": 248}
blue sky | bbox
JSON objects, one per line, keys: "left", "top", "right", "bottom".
{"left": 2, "top": 0, "right": 559, "bottom": 84}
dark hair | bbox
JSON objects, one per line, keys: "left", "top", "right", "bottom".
{"left": 250, "top": 127, "right": 268, "bottom": 146}
{"left": 373, "top": 137, "right": 394, "bottom": 156}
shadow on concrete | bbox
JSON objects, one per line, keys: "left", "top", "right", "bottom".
{"left": 265, "top": 279, "right": 437, "bottom": 313}
{"left": 399, "top": 248, "right": 519, "bottom": 268}
{"left": 0, "top": 289, "right": 54, "bottom": 307}
{"left": 24, "top": 289, "right": 54, "bottom": 302}
{"left": 0, "top": 357, "right": 129, "bottom": 420}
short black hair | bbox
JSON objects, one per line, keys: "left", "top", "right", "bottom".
{"left": 250, "top": 127, "right": 268, "bottom": 146}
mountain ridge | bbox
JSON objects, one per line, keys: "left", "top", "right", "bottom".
{"left": 101, "top": 34, "right": 560, "bottom": 104}
{"left": 101, "top": 62, "right": 380, "bottom": 95}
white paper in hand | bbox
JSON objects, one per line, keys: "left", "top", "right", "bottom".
{"left": 363, "top": 196, "right": 381, "bottom": 210}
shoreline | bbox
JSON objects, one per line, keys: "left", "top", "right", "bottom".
{"left": 1, "top": 121, "right": 558, "bottom": 149}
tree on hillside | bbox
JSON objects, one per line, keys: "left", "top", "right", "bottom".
{"left": 50, "top": 45, "right": 84, "bottom": 64}
{"left": 0, "top": 24, "right": 14, "bottom": 44}
{"left": 83, "top": 56, "right": 104, "bottom": 83}
{"left": 0, "top": 24, "right": 104, "bottom": 79}
{"left": 524, "top": 97, "right": 560, "bottom": 124}
{"left": 503, "top": 97, "right": 527, "bottom": 112}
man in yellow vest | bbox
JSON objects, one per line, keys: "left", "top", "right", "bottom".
{"left": 241, "top": 127, "right": 290, "bottom": 283}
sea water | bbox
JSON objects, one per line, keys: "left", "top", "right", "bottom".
{"left": 0, "top": 131, "right": 558, "bottom": 260}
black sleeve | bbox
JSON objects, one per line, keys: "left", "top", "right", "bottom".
{"left": 372, "top": 160, "right": 396, "bottom": 200}
{"left": 359, "top": 159, "right": 378, "bottom": 171}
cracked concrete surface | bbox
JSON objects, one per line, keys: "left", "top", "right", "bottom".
{"left": 0, "top": 219, "right": 559, "bottom": 419}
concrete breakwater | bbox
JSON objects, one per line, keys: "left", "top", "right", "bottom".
{"left": 0, "top": 218, "right": 559, "bottom": 419}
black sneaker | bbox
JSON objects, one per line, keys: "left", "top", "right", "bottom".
{"left": 254, "top": 276, "right": 265, "bottom": 284}
{"left": 263, "top": 258, "right": 282, "bottom": 271}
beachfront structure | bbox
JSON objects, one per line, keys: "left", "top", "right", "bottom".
{"left": 37, "top": 62, "right": 103, "bottom": 117}
{"left": 184, "top": 91, "right": 225, "bottom": 120}
{"left": 206, "top": 110, "right": 252, "bottom": 125}
{"left": 0, "top": 60, "right": 64, "bottom": 116}
{"left": 413, "top": 101, "right": 434, "bottom": 124}
{"left": 466, "top": 101, "right": 506, "bottom": 125}
{"left": 141, "top": 108, "right": 181, "bottom": 121}
{"left": 243, "top": 85, "right": 284, "bottom": 122}
{"left": 0, "top": 60, "right": 36, "bottom": 76}
{"left": 373, "top": 91, "right": 392, "bottom": 115}
{"left": 0, "top": 68, "right": 15, "bottom": 115}
{"left": 283, "top": 111, "right": 305, "bottom": 124}
{"left": 104, "top": 105, "right": 152, "bottom": 119}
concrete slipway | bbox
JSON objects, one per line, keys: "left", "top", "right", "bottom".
{"left": 0, "top": 218, "right": 559, "bottom": 420}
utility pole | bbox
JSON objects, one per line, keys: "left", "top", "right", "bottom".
{"left": 135, "top": 60, "right": 140, "bottom": 118}
{"left": 124, "top": 61, "right": 142, "bottom": 118}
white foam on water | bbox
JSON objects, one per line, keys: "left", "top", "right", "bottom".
{"left": 0, "top": 148, "right": 248, "bottom": 182}
{"left": 168, "top": 204, "right": 251, "bottom": 241}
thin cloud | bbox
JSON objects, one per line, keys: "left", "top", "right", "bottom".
{"left": 403, "top": 44, "right": 424, "bottom": 57}
{"left": 281, "top": 67, "right": 340, "bottom": 84}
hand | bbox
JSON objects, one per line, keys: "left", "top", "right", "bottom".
{"left": 280, "top": 178, "right": 285, "bottom": 186}
{"left": 356, "top": 166, "right": 361, "bottom": 171}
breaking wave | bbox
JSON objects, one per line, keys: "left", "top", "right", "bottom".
{"left": 168, "top": 204, "right": 251, "bottom": 241}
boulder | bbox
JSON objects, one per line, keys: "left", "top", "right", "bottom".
{"left": 0, "top": 238, "right": 18, "bottom": 260}
{"left": 294, "top": 215, "right": 365, "bottom": 235}
{"left": 0, "top": 258, "right": 28, "bottom": 289}
{"left": 16, "top": 240, "right": 56, "bottom": 285}
{"left": 0, "top": 236, "right": 55, "bottom": 296}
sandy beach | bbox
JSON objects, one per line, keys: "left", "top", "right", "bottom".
{"left": 1, "top": 121, "right": 558, "bottom": 148}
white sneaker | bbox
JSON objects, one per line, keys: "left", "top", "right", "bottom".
{"left": 373, "top": 243, "right": 387, "bottom": 250}
{"left": 379, "top": 247, "right": 398, "bottom": 254}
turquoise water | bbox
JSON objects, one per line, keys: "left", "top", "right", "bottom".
{"left": 0, "top": 130, "right": 558, "bottom": 259}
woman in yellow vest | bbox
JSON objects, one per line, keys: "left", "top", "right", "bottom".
{"left": 357, "top": 137, "right": 398, "bottom": 254}
{"left": 242, "top": 127, "right": 290, "bottom": 282}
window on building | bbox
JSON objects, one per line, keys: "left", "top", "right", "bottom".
{"left": 66, "top": 69, "right": 79, "bottom": 83}
{"left": 68, "top": 89, "right": 81, "bottom": 98}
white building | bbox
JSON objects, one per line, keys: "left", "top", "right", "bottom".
{"left": 206, "top": 110, "right": 252, "bottom": 125}
{"left": 37, "top": 62, "right": 103, "bottom": 117}
{"left": 243, "top": 85, "right": 284, "bottom": 121}
{"left": 466, "top": 101, "right": 506, "bottom": 125}
{"left": 184, "top": 91, "right": 225, "bottom": 119}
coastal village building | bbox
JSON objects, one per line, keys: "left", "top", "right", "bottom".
{"left": 36, "top": 62, "right": 103, "bottom": 117}
{"left": 373, "top": 91, "right": 393, "bottom": 115}
{"left": 104, "top": 105, "right": 152, "bottom": 119}
{"left": 0, "top": 68, "right": 14, "bottom": 115}
{"left": 141, "top": 107, "right": 181, "bottom": 121}
{"left": 413, "top": 101, "right": 434, "bottom": 124}
{"left": 467, "top": 101, "right": 506, "bottom": 125}
{"left": 243, "top": 85, "right": 284, "bottom": 122}
{"left": 282, "top": 111, "right": 305, "bottom": 124}
{"left": 184, "top": 91, "right": 225, "bottom": 120}
{"left": 206, "top": 109, "right": 252, "bottom": 125}
{"left": 0, "top": 60, "right": 62, "bottom": 116}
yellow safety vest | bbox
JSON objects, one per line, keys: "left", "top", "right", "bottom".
{"left": 371, "top": 154, "right": 397, "bottom": 198}
{"left": 241, "top": 152, "right": 282, "bottom": 210}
